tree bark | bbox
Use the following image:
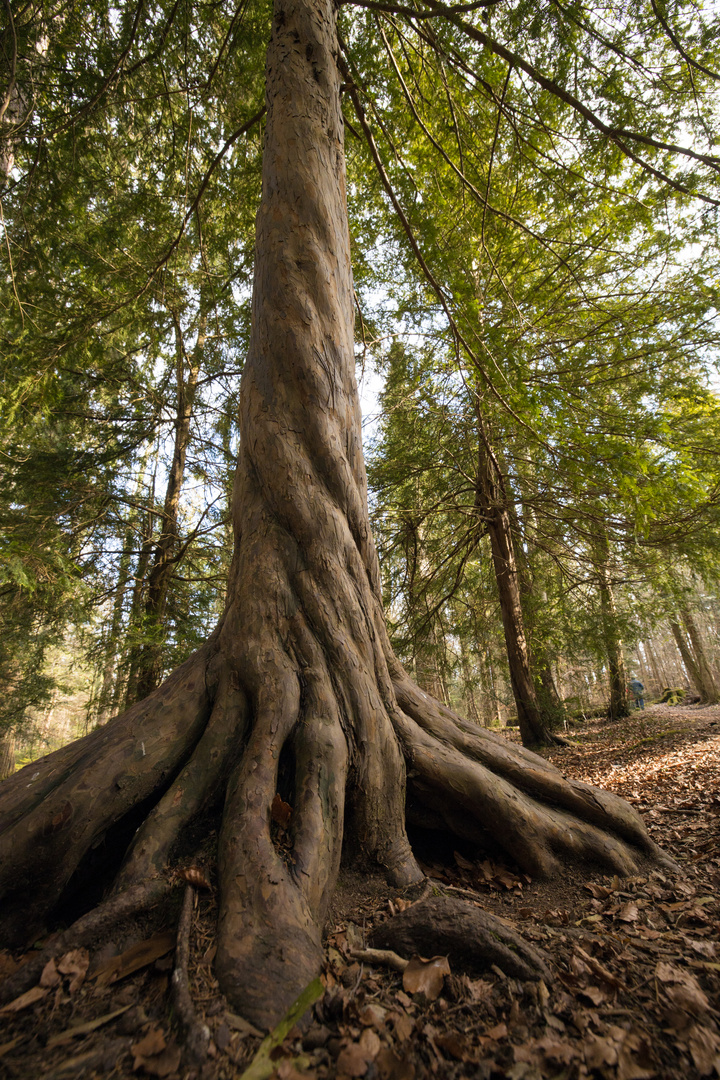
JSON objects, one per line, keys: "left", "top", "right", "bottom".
{"left": 0, "top": 0, "right": 671, "bottom": 1031}
{"left": 474, "top": 425, "right": 559, "bottom": 746}
{"left": 0, "top": 730, "right": 15, "bottom": 781}
{"left": 593, "top": 533, "right": 629, "bottom": 720}
{"left": 132, "top": 312, "right": 204, "bottom": 702}
{"left": 670, "top": 618, "right": 705, "bottom": 698}
{"left": 679, "top": 604, "right": 719, "bottom": 702}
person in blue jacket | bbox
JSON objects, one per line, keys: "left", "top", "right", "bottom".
{"left": 628, "top": 677, "right": 645, "bottom": 709}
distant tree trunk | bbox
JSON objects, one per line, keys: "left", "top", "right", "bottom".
{"left": 459, "top": 639, "right": 481, "bottom": 724}
{"left": 132, "top": 313, "right": 204, "bottom": 702}
{"left": 593, "top": 533, "right": 629, "bottom": 720}
{"left": 634, "top": 645, "right": 650, "bottom": 697}
{"left": 474, "top": 422, "right": 560, "bottom": 746}
{"left": 679, "top": 604, "right": 719, "bottom": 702}
{"left": 0, "top": 731, "right": 15, "bottom": 781}
{"left": 484, "top": 651, "right": 503, "bottom": 726}
{"left": 123, "top": 474, "right": 158, "bottom": 706}
{"left": 94, "top": 530, "right": 135, "bottom": 724}
{"left": 644, "top": 637, "right": 666, "bottom": 691}
{"left": 670, "top": 619, "right": 702, "bottom": 694}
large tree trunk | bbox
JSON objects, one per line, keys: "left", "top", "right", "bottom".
{"left": 505, "top": 472, "right": 567, "bottom": 732}
{"left": 0, "top": 0, "right": 670, "bottom": 1030}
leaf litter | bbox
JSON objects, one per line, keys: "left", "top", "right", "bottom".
{"left": 0, "top": 702, "right": 717, "bottom": 1079}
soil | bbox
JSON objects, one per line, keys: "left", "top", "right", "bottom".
{"left": 1, "top": 702, "right": 718, "bottom": 1080}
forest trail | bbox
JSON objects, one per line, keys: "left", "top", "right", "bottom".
{"left": 0, "top": 704, "right": 718, "bottom": 1080}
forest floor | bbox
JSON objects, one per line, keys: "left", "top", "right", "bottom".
{"left": 1, "top": 702, "right": 719, "bottom": 1080}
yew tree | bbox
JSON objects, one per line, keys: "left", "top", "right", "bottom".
{"left": 1, "top": 0, "right": 717, "bottom": 1028}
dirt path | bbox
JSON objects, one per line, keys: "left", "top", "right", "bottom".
{"left": 0, "top": 706, "right": 718, "bottom": 1079}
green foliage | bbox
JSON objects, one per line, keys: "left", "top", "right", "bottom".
{"left": 3, "top": 0, "right": 720, "bottom": 737}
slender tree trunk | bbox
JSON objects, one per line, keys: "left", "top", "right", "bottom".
{"left": 634, "top": 645, "right": 650, "bottom": 697}
{"left": 132, "top": 314, "right": 204, "bottom": 701}
{"left": 474, "top": 424, "right": 558, "bottom": 746}
{"left": 0, "top": 0, "right": 670, "bottom": 1029}
{"left": 593, "top": 533, "right": 629, "bottom": 720}
{"left": 95, "top": 529, "right": 135, "bottom": 723}
{"left": 459, "top": 639, "right": 481, "bottom": 724}
{"left": 505, "top": 478, "right": 567, "bottom": 731}
{"left": 644, "top": 636, "right": 666, "bottom": 691}
{"left": 123, "top": 465, "right": 159, "bottom": 705}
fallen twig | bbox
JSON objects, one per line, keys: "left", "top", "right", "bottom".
{"left": 349, "top": 947, "right": 409, "bottom": 972}
{"left": 574, "top": 945, "right": 627, "bottom": 992}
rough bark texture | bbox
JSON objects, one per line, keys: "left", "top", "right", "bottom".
{"left": 0, "top": 730, "right": 15, "bottom": 781}
{"left": 0, "top": 0, "right": 671, "bottom": 1031}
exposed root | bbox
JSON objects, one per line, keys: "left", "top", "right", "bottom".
{"left": 0, "top": 646, "right": 214, "bottom": 945}
{"left": 172, "top": 885, "right": 211, "bottom": 1064}
{"left": 392, "top": 672, "right": 671, "bottom": 875}
{"left": 216, "top": 621, "right": 349, "bottom": 1029}
{"left": 0, "top": 879, "right": 172, "bottom": 1005}
{"left": 114, "top": 668, "right": 248, "bottom": 892}
{"left": 371, "top": 896, "right": 552, "bottom": 982}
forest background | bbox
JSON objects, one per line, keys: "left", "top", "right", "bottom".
{"left": 3, "top": 0, "right": 720, "bottom": 774}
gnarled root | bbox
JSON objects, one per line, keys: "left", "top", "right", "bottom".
{"left": 0, "top": 879, "right": 172, "bottom": 1006}
{"left": 371, "top": 896, "right": 552, "bottom": 982}
{"left": 173, "top": 885, "right": 211, "bottom": 1064}
{"left": 0, "top": 645, "right": 216, "bottom": 946}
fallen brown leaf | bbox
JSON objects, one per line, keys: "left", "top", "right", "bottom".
{"left": 94, "top": 932, "right": 176, "bottom": 987}
{"left": 271, "top": 793, "right": 292, "bottom": 828}
{"left": 40, "top": 957, "right": 61, "bottom": 988}
{"left": 57, "top": 948, "right": 89, "bottom": 993}
{"left": 335, "top": 1033, "right": 377, "bottom": 1078}
{"left": 688, "top": 1025, "right": 720, "bottom": 1076}
{"left": 617, "top": 901, "right": 640, "bottom": 923}
{"left": 179, "top": 867, "right": 211, "bottom": 889}
{"left": 358, "top": 1003, "right": 386, "bottom": 1028}
{"left": 134, "top": 1042, "right": 182, "bottom": 1077}
{"left": 375, "top": 1045, "right": 415, "bottom": 1080}
{"left": 434, "top": 1031, "right": 478, "bottom": 1063}
{"left": 402, "top": 956, "right": 450, "bottom": 1002}
{"left": 388, "top": 1011, "right": 414, "bottom": 1042}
